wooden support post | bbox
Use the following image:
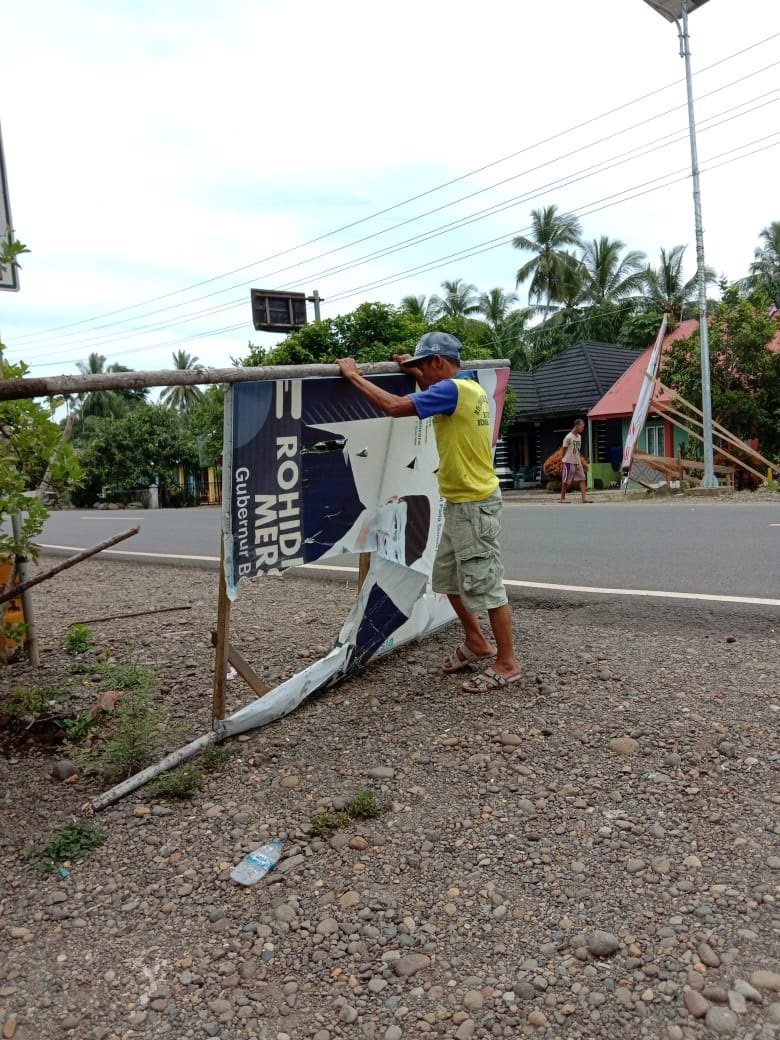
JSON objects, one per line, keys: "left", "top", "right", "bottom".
{"left": 357, "top": 552, "right": 371, "bottom": 591}
{"left": 212, "top": 538, "right": 231, "bottom": 723}
{"left": 11, "top": 514, "right": 38, "bottom": 667}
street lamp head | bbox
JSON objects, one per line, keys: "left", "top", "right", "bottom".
{"left": 641, "top": 0, "right": 711, "bottom": 21}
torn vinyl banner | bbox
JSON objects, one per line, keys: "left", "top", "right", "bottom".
{"left": 217, "top": 368, "right": 509, "bottom": 737}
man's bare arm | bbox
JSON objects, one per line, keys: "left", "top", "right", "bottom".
{"left": 337, "top": 358, "right": 418, "bottom": 418}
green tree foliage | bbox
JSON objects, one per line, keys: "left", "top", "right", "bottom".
{"left": 240, "top": 302, "right": 430, "bottom": 366}
{"left": 159, "top": 350, "right": 206, "bottom": 413}
{"left": 73, "top": 353, "right": 149, "bottom": 423}
{"left": 429, "top": 279, "right": 480, "bottom": 322}
{"left": 76, "top": 404, "right": 198, "bottom": 504}
{"left": 745, "top": 221, "right": 780, "bottom": 305}
{"left": 642, "top": 245, "right": 716, "bottom": 321}
{"left": 661, "top": 286, "right": 780, "bottom": 460}
{"left": 399, "top": 295, "right": 437, "bottom": 321}
{"left": 477, "top": 288, "right": 521, "bottom": 331}
{"left": 0, "top": 357, "right": 82, "bottom": 560}
{"left": 578, "top": 237, "right": 647, "bottom": 306}
{"left": 0, "top": 229, "right": 30, "bottom": 279}
{"left": 185, "top": 384, "right": 224, "bottom": 465}
{"left": 617, "top": 311, "right": 669, "bottom": 349}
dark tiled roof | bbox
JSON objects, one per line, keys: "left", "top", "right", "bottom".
{"left": 508, "top": 341, "right": 640, "bottom": 420}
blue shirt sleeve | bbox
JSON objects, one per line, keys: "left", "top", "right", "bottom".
{"left": 409, "top": 379, "right": 458, "bottom": 419}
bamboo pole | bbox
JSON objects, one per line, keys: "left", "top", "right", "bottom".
{"left": 10, "top": 513, "right": 38, "bottom": 666}
{"left": 87, "top": 732, "right": 217, "bottom": 812}
{"left": 209, "top": 630, "right": 269, "bottom": 698}
{"left": 0, "top": 359, "right": 510, "bottom": 403}
{"left": 0, "top": 526, "right": 140, "bottom": 606}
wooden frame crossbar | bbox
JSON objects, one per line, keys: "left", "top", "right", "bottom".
{"left": 651, "top": 376, "right": 776, "bottom": 473}
{"left": 642, "top": 373, "right": 774, "bottom": 484}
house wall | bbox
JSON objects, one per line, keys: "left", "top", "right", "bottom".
{"left": 506, "top": 416, "right": 595, "bottom": 484}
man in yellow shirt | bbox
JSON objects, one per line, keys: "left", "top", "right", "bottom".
{"left": 337, "top": 332, "right": 522, "bottom": 693}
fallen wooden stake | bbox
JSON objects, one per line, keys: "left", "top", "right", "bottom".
{"left": 0, "top": 526, "right": 140, "bottom": 606}
{"left": 74, "top": 604, "right": 191, "bottom": 625}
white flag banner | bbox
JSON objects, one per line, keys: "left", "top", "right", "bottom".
{"left": 621, "top": 314, "right": 668, "bottom": 479}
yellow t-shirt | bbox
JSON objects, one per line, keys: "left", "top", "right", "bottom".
{"left": 411, "top": 376, "right": 499, "bottom": 503}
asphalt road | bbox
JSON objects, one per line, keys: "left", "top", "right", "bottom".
{"left": 32, "top": 497, "right": 780, "bottom": 605}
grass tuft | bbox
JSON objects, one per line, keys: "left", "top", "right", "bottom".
{"left": 309, "top": 789, "right": 385, "bottom": 837}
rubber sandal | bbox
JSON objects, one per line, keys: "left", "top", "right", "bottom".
{"left": 462, "top": 666, "right": 523, "bottom": 693}
{"left": 442, "top": 644, "right": 495, "bottom": 674}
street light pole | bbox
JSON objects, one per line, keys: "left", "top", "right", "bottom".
{"left": 641, "top": 0, "right": 717, "bottom": 487}
{"left": 678, "top": 3, "right": 717, "bottom": 487}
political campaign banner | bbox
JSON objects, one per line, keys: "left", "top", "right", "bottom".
{"left": 218, "top": 367, "right": 509, "bottom": 738}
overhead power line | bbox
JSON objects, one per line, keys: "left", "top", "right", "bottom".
{"left": 21, "top": 88, "right": 779, "bottom": 363}
{"left": 22, "top": 132, "right": 780, "bottom": 370}
{"left": 16, "top": 53, "right": 780, "bottom": 358}
{"left": 11, "top": 30, "right": 780, "bottom": 347}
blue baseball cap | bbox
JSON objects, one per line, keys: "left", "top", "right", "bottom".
{"left": 405, "top": 331, "right": 463, "bottom": 366}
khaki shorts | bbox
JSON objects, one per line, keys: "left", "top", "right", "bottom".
{"left": 432, "top": 492, "right": 507, "bottom": 613}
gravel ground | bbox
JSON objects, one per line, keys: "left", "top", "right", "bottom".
{"left": 1, "top": 538, "right": 779, "bottom": 1040}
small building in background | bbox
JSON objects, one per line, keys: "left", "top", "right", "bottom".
{"left": 504, "top": 341, "right": 640, "bottom": 486}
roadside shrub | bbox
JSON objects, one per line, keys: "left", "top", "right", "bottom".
{"left": 543, "top": 447, "right": 589, "bottom": 478}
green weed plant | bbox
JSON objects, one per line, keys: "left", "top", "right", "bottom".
{"left": 26, "top": 821, "right": 107, "bottom": 873}
{"left": 1, "top": 684, "right": 66, "bottom": 719}
{"left": 63, "top": 624, "right": 92, "bottom": 655}
{"left": 309, "top": 789, "right": 383, "bottom": 837}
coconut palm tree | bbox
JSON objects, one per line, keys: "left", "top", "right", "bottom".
{"left": 578, "top": 237, "right": 647, "bottom": 306}
{"left": 399, "top": 294, "right": 437, "bottom": 321}
{"left": 642, "top": 245, "right": 716, "bottom": 321}
{"left": 476, "top": 288, "right": 521, "bottom": 331}
{"left": 428, "top": 279, "right": 480, "bottom": 320}
{"left": 746, "top": 221, "right": 780, "bottom": 303}
{"left": 159, "top": 350, "right": 205, "bottom": 413}
{"left": 513, "top": 205, "right": 583, "bottom": 308}
{"left": 75, "top": 353, "right": 146, "bottom": 420}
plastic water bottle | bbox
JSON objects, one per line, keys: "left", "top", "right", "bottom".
{"left": 230, "top": 841, "right": 284, "bottom": 886}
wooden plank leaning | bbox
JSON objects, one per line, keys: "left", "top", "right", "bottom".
{"left": 650, "top": 375, "right": 776, "bottom": 473}
{"left": 650, "top": 401, "right": 765, "bottom": 483}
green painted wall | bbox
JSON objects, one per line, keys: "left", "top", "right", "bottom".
{"left": 588, "top": 463, "right": 621, "bottom": 489}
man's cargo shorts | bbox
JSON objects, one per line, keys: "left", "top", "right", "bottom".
{"left": 432, "top": 491, "right": 508, "bottom": 613}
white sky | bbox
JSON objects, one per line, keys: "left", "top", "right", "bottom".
{"left": 1, "top": 0, "right": 778, "bottom": 379}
